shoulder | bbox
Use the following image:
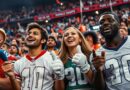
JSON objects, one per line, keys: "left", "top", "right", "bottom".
{"left": 126, "top": 36, "right": 130, "bottom": 41}
{"left": 14, "top": 56, "right": 26, "bottom": 65}
{"left": 122, "top": 36, "right": 130, "bottom": 47}
{"left": 42, "top": 51, "right": 53, "bottom": 59}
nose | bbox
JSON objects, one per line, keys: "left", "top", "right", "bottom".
{"left": 103, "top": 19, "right": 109, "bottom": 26}
{"left": 28, "top": 32, "right": 34, "bottom": 37}
{"left": 68, "top": 33, "right": 73, "bottom": 37}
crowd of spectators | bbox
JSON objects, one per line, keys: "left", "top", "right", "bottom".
{"left": 0, "top": 0, "right": 129, "bottom": 60}
{"left": 0, "top": 0, "right": 122, "bottom": 23}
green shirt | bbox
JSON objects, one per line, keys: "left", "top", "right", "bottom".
{"left": 64, "top": 58, "right": 92, "bottom": 90}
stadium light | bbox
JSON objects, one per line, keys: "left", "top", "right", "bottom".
{"left": 95, "top": 11, "right": 99, "bottom": 15}
{"left": 60, "top": 2, "right": 63, "bottom": 6}
{"left": 45, "top": 20, "right": 48, "bottom": 23}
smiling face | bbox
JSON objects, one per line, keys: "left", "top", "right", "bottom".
{"left": 99, "top": 14, "right": 119, "bottom": 39}
{"left": 63, "top": 27, "right": 81, "bottom": 48}
{"left": 25, "top": 28, "right": 45, "bottom": 49}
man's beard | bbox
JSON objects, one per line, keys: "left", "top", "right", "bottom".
{"left": 25, "top": 41, "right": 41, "bottom": 49}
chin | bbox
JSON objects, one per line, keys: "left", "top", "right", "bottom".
{"left": 67, "top": 44, "right": 77, "bottom": 48}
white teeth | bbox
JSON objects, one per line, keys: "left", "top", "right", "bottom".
{"left": 28, "top": 41, "right": 35, "bottom": 44}
{"left": 31, "top": 41, "right": 35, "bottom": 44}
{"left": 104, "top": 30, "right": 110, "bottom": 33}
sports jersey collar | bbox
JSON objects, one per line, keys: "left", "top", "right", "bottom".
{"left": 26, "top": 50, "right": 46, "bottom": 62}
{"left": 103, "top": 37, "right": 128, "bottom": 51}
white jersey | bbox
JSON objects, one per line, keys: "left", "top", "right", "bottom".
{"left": 95, "top": 36, "right": 130, "bottom": 90}
{"left": 14, "top": 50, "right": 55, "bottom": 90}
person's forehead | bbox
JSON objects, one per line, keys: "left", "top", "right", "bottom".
{"left": 65, "top": 28, "right": 77, "bottom": 33}
{"left": 99, "top": 14, "right": 115, "bottom": 21}
{"left": 0, "top": 32, "right": 4, "bottom": 36}
{"left": 48, "top": 38, "right": 55, "bottom": 41}
{"left": 28, "top": 28, "right": 41, "bottom": 32}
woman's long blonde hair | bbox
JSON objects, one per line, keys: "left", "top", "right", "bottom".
{"left": 59, "top": 27, "right": 92, "bottom": 64}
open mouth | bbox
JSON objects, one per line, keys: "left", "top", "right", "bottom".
{"left": 104, "top": 29, "right": 111, "bottom": 33}
{"left": 67, "top": 39, "right": 74, "bottom": 43}
{"left": 103, "top": 27, "right": 111, "bottom": 33}
{"left": 26, "top": 38, "right": 36, "bottom": 44}
{"left": 27, "top": 39, "right": 35, "bottom": 42}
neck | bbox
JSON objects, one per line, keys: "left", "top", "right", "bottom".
{"left": 10, "top": 53, "right": 17, "bottom": 55}
{"left": 105, "top": 35, "right": 123, "bottom": 48}
{"left": 68, "top": 46, "right": 77, "bottom": 57}
{"left": 28, "top": 47, "right": 43, "bottom": 57}
{"left": 47, "top": 47, "right": 55, "bottom": 51}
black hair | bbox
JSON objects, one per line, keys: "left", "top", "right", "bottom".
{"left": 3, "top": 42, "right": 10, "bottom": 48}
{"left": 99, "top": 12, "right": 120, "bottom": 24}
{"left": 48, "top": 35, "right": 57, "bottom": 44}
{"left": 83, "top": 31, "right": 98, "bottom": 44}
{"left": 120, "top": 19, "right": 128, "bottom": 26}
{"left": 26, "top": 22, "right": 48, "bottom": 49}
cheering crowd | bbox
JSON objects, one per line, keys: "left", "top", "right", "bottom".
{"left": 0, "top": 0, "right": 130, "bottom": 90}
{"left": 0, "top": 11, "right": 129, "bottom": 90}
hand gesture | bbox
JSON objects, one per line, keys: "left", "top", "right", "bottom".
{"left": 72, "top": 45, "right": 90, "bottom": 73}
{"left": 50, "top": 51, "right": 64, "bottom": 80}
{"left": 92, "top": 50, "right": 105, "bottom": 71}
{"left": 2, "top": 61, "right": 14, "bottom": 78}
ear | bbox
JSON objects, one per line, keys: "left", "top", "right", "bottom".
{"left": 41, "top": 39, "right": 46, "bottom": 44}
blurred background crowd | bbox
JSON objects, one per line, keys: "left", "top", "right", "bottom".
{"left": 0, "top": 0, "right": 130, "bottom": 60}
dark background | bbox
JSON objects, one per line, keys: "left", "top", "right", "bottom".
{"left": 0, "top": 0, "right": 77, "bottom": 10}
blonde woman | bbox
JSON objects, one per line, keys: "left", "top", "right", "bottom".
{"left": 55, "top": 27, "right": 94, "bottom": 90}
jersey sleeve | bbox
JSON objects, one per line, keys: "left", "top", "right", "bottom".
{"left": 13, "top": 60, "right": 22, "bottom": 80}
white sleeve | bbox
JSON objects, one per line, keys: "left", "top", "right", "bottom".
{"left": 13, "top": 60, "right": 22, "bottom": 80}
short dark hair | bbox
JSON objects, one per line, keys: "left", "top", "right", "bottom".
{"left": 99, "top": 12, "right": 120, "bottom": 24}
{"left": 26, "top": 22, "right": 48, "bottom": 49}
{"left": 48, "top": 35, "right": 57, "bottom": 44}
{"left": 83, "top": 31, "right": 98, "bottom": 44}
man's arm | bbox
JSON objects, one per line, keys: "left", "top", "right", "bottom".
{"left": 93, "top": 70, "right": 105, "bottom": 90}
{"left": 0, "top": 77, "right": 13, "bottom": 90}
{"left": 8, "top": 74, "right": 21, "bottom": 90}
{"left": 92, "top": 50, "right": 106, "bottom": 90}
{"left": 1, "top": 61, "right": 21, "bottom": 90}
{"left": 54, "top": 80, "right": 65, "bottom": 90}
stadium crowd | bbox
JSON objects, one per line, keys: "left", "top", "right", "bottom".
{"left": 0, "top": 0, "right": 123, "bottom": 23}
{"left": 0, "top": 0, "right": 130, "bottom": 90}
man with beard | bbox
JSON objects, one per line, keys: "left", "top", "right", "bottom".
{"left": 92, "top": 12, "right": 130, "bottom": 90}
{"left": 8, "top": 44, "right": 21, "bottom": 61}
{"left": 46, "top": 35, "right": 59, "bottom": 54}
{"left": 2, "top": 22, "right": 64, "bottom": 90}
